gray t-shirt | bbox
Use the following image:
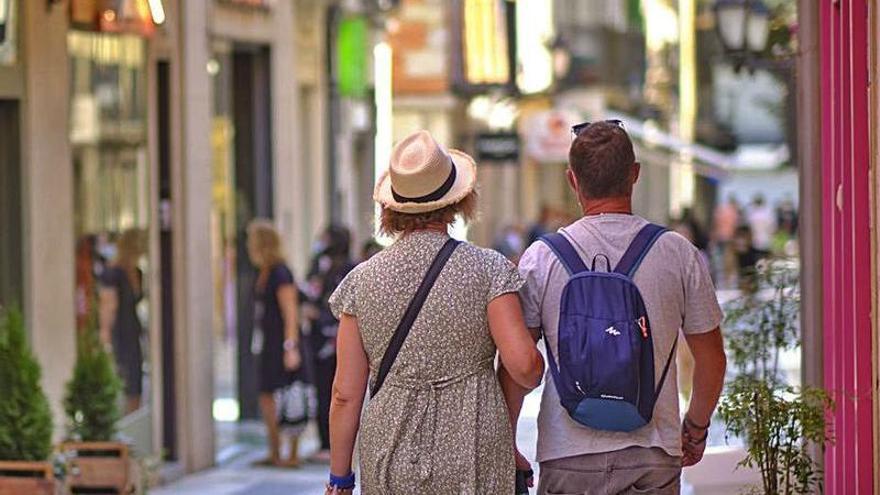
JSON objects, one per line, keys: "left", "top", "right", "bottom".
{"left": 518, "top": 214, "right": 722, "bottom": 462}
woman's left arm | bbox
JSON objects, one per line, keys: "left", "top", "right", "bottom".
{"left": 277, "top": 284, "right": 301, "bottom": 371}
{"left": 329, "top": 314, "right": 369, "bottom": 481}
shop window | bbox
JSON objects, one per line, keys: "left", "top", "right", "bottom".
{"left": 69, "top": 30, "right": 151, "bottom": 416}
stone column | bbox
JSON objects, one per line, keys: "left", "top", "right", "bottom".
{"left": 20, "top": 0, "right": 76, "bottom": 438}
{"left": 172, "top": 0, "right": 216, "bottom": 472}
{"left": 270, "top": 0, "right": 302, "bottom": 268}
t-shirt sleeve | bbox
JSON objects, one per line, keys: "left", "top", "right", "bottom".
{"left": 272, "top": 265, "right": 295, "bottom": 289}
{"left": 518, "top": 243, "right": 547, "bottom": 329}
{"left": 682, "top": 247, "right": 723, "bottom": 334}
{"left": 328, "top": 268, "right": 358, "bottom": 318}
{"left": 486, "top": 250, "right": 525, "bottom": 303}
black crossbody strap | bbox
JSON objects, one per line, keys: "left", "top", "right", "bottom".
{"left": 369, "top": 238, "right": 461, "bottom": 399}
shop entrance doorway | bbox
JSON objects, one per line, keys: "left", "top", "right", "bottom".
{"left": 0, "top": 100, "right": 22, "bottom": 309}
{"left": 210, "top": 42, "right": 274, "bottom": 457}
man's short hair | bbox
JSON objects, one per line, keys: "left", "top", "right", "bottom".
{"left": 568, "top": 122, "right": 636, "bottom": 199}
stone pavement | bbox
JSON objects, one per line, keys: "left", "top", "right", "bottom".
{"left": 152, "top": 450, "right": 334, "bottom": 495}
{"left": 153, "top": 388, "right": 542, "bottom": 495}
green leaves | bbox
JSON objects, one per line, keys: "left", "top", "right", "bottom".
{"left": 64, "top": 327, "right": 122, "bottom": 442}
{"left": 721, "top": 261, "right": 833, "bottom": 494}
{"left": 719, "top": 377, "right": 832, "bottom": 495}
{"left": 723, "top": 262, "right": 800, "bottom": 385}
{"left": 0, "top": 306, "right": 54, "bottom": 461}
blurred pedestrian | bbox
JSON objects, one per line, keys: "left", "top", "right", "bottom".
{"left": 493, "top": 224, "right": 526, "bottom": 264}
{"left": 733, "top": 225, "right": 762, "bottom": 292}
{"left": 712, "top": 194, "right": 740, "bottom": 286}
{"left": 776, "top": 196, "right": 798, "bottom": 237}
{"left": 359, "top": 239, "right": 383, "bottom": 262}
{"left": 747, "top": 194, "right": 776, "bottom": 257}
{"left": 98, "top": 229, "right": 146, "bottom": 415}
{"left": 527, "top": 204, "right": 554, "bottom": 246}
{"left": 304, "top": 224, "right": 356, "bottom": 462}
{"left": 246, "top": 220, "right": 304, "bottom": 468}
{"left": 681, "top": 208, "right": 709, "bottom": 252}
{"left": 324, "top": 131, "right": 543, "bottom": 494}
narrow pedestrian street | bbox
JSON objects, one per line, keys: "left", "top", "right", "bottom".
{"left": 1, "top": 1, "right": 878, "bottom": 495}
{"left": 155, "top": 390, "right": 543, "bottom": 494}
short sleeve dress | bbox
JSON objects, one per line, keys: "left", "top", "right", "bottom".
{"left": 329, "top": 231, "right": 524, "bottom": 495}
{"left": 100, "top": 266, "right": 144, "bottom": 397}
{"left": 254, "top": 263, "right": 302, "bottom": 393}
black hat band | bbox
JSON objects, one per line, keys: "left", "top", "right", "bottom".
{"left": 391, "top": 159, "right": 458, "bottom": 204}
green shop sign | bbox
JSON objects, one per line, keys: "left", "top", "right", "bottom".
{"left": 336, "top": 16, "right": 368, "bottom": 99}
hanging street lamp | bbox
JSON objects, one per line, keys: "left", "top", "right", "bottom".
{"left": 713, "top": 0, "right": 771, "bottom": 72}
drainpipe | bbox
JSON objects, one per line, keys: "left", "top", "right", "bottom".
{"left": 795, "top": 0, "right": 821, "bottom": 391}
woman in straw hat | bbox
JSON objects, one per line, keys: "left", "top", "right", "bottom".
{"left": 324, "top": 131, "right": 544, "bottom": 494}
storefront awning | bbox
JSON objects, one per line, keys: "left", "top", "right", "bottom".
{"left": 606, "top": 111, "right": 790, "bottom": 180}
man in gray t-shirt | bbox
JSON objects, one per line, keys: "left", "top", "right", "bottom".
{"left": 515, "top": 121, "right": 727, "bottom": 494}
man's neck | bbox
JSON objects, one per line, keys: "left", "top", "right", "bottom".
{"left": 581, "top": 196, "right": 633, "bottom": 217}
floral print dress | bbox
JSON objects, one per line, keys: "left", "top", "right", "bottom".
{"left": 329, "top": 231, "right": 524, "bottom": 494}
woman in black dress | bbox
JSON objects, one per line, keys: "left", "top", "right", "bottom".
{"left": 98, "top": 229, "right": 145, "bottom": 415}
{"left": 247, "top": 220, "right": 304, "bottom": 467}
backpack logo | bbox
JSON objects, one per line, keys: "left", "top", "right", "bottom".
{"left": 604, "top": 325, "right": 621, "bottom": 336}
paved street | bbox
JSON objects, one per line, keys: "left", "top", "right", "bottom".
{"left": 154, "top": 388, "right": 543, "bottom": 494}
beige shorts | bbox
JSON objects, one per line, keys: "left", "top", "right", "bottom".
{"left": 538, "top": 446, "right": 681, "bottom": 495}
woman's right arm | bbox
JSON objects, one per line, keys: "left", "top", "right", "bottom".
{"left": 329, "top": 313, "right": 369, "bottom": 480}
{"left": 488, "top": 293, "right": 544, "bottom": 389}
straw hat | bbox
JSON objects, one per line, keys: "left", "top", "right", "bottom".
{"left": 374, "top": 130, "right": 477, "bottom": 214}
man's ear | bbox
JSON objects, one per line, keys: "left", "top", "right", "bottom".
{"left": 566, "top": 168, "right": 579, "bottom": 195}
{"left": 632, "top": 162, "right": 641, "bottom": 185}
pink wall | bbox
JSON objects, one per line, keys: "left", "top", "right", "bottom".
{"left": 819, "top": 1, "right": 875, "bottom": 493}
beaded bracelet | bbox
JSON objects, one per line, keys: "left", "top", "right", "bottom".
{"left": 328, "top": 472, "right": 356, "bottom": 489}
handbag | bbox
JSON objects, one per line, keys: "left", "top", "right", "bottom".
{"left": 275, "top": 379, "right": 317, "bottom": 433}
{"left": 370, "top": 238, "right": 461, "bottom": 399}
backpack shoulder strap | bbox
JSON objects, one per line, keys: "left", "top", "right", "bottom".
{"left": 614, "top": 223, "right": 668, "bottom": 277}
{"left": 370, "top": 238, "right": 461, "bottom": 399}
{"left": 655, "top": 333, "right": 679, "bottom": 398}
{"left": 539, "top": 233, "right": 589, "bottom": 275}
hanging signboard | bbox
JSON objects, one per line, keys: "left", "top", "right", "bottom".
{"left": 475, "top": 132, "right": 520, "bottom": 162}
{"left": 337, "top": 16, "right": 368, "bottom": 99}
{"left": 523, "top": 109, "right": 580, "bottom": 164}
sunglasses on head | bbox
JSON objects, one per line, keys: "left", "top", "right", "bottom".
{"left": 571, "top": 119, "right": 624, "bottom": 136}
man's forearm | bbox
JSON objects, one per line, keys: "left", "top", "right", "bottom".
{"left": 686, "top": 351, "right": 726, "bottom": 425}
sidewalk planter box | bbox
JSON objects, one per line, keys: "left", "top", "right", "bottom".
{"left": 0, "top": 460, "right": 58, "bottom": 495}
{"left": 60, "top": 442, "right": 130, "bottom": 494}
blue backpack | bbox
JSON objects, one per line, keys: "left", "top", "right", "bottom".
{"left": 539, "top": 223, "right": 676, "bottom": 432}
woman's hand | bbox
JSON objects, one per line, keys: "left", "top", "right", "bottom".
{"left": 283, "top": 347, "right": 302, "bottom": 371}
{"left": 515, "top": 450, "right": 534, "bottom": 489}
{"left": 514, "top": 450, "right": 532, "bottom": 471}
{"left": 324, "top": 486, "right": 354, "bottom": 495}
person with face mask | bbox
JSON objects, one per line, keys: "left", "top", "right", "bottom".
{"left": 302, "top": 224, "right": 356, "bottom": 462}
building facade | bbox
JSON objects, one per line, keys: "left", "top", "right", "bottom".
{"left": 0, "top": 0, "right": 331, "bottom": 474}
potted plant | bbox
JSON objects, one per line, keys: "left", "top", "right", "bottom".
{"left": 0, "top": 306, "right": 58, "bottom": 495}
{"left": 718, "top": 261, "right": 833, "bottom": 494}
{"left": 59, "top": 325, "right": 130, "bottom": 494}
